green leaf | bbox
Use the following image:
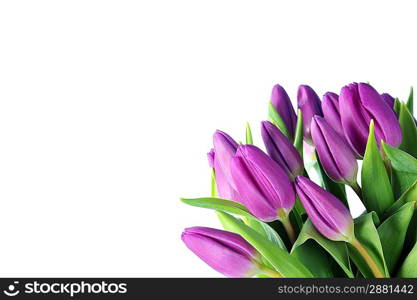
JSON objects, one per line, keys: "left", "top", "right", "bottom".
{"left": 243, "top": 217, "right": 287, "bottom": 251}
{"left": 397, "top": 240, "right": 417, "bottom": 277}
{"left": 378, "top": 202, "right": 414, "bottom": 273}
{"left": 399, "top": 102, "right": 417, "bottom": 158}
{"left": 384, "top": 180, "right": 417, "bottom": 217}
{"left": 407, "top": 86, "right": 414, "bottom": 115}
{"left": 291, "top": 240, "right": 333, "bottom": 277}
{"left": 361, "top": 121, "right": 394, "bottom": 215}
{"left": 245, "top": 122, "right": 253, "bottom": 145}
{"left": 382, "top": 142, "right": 417, "bottom": 198}
{"left": 180, "top": 197, "right": 254, "bottom": 219}
{"left": 394, "top": 98, "right": 401, "bottom": 114}
{"left": 293, "top": 109, "right": 303, "bottom": 157}
{"left": 268, "top": 102, "right": 290, "bottom": 139}
{"left": 405, "top": 204, "right": 417, "bottom": 250}
{"left": 347, "top": 213, "right": 389, "bottom": 278}
{"left": 314, "top": 154, "right": 348, "bottom": 207}
{"left": 291, "top": 219, "right": 353, "bottom": 278}
{"left": 217, "top": 212, "right": 313, "bottom": 277}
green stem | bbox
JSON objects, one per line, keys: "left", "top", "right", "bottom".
{"left": 281, "top": 217, "right": 296, "bottom": 244}
{"left": 350, "top": 238, "right": 385, "bottom": 278}
{"left": 350, "top": 181, "right": 363, "bottom": 201}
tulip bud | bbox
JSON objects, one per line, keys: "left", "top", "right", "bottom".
{"left": 270, "top": 84, "right": 297, "bottom": 139}
{"left": 230, "top": 145, "right": 295, "bottom": 222}
{"left": 207, "top": 148, "right": 215, "bottom": 168}
{"left": 210, "top": 131, "right": 243, "bottom": 203}
{"left": 213, "top": 130, "right": 238, "bottom": 185}
{"left": 339, "top": 83, "right": 402, "bottom": 157}
{"left": 380, "top": 93, "right": 395, "bottom": 109}
{"left": 182, "top": 227, "right": 261, "bottom": 277}
{"left": 297, "top": 85, "right": 323, "bottom": 145}
{"left": 295, "top": 176, "right": 354, "bottom": 242}
{"left": 322, "top": 92, "right": 345, "bottom": 138}
{"left": 261, "top": 120, "right": 303, "bottom": 180}
{"left": 311, "top": 116, "right": 358, "bottom": 185}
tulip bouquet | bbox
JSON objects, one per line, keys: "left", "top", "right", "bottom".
{"left": 181, "top": 82, "right": 417, "bottom": 278}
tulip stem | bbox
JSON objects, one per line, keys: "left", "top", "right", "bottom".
{"left": 281, "top": 217, "right": 296, "bottom": 244}
{"left": 350, "top": 238, "right": 385, "bottom": 278}
{"left": 258, "top": 263, "right": 283, "bottom": 278}
{"left": 351, "top": 181, "right": 363, "bottom": 200}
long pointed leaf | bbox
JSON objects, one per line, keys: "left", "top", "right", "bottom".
{"left": 399, "top": 102, "right": 417, "bottom": 158}
{"left": 378, "top": 202, "right": 414, "bottom": 273}
{"left": 245, "top": 122, "right": 253, "bottom": 145}
{"left": 362, "top": 121, "right": 394, "bottom": 215}
{"left": 291, "top": 240, "right": 333, "bottom": 277}
{"left": 406, "top": 86, "right": 414, "bottom": 115}
{"left": 382, "top": 142, "right": 417, "bottom": 198}
{"left": 384, "top": 180, "right": 417, "bottom": 217}
{"left": 268, "top": 102, "right": 290, "bottom": 139}
{"left": 180, "top": 197, "right": 254, "bottom": 219}
{"left": 217, "top": 212, "right": 313, "bottom": 277}
{"left": 291, "top": 219, "right": 353, "bottom": 278}
{"left": 293, "top": 109, "right": 303, "bottom": 157}
{"left": 397, "top": 240, "right": 417, "bottom": 277}
{"left": 347, "top": 213, "right": 389, "bottom": 278}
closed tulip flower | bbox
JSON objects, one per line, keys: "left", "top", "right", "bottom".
{"left": 295, "top": 176, "right": 354, "bottom": 241}
{"left": 311, "top": 116, "right": 359, "bottom": 188}
{"left": 261, "top": 120, "right": 303, "bottom": 180}
{"left": 339, "top": 83, "right": 402, "bottom": 157}
{"left": 295, "top": 176, "right": 385, "bottom": 278}
{"left": 231, "top": 145, "right": 296, "bottom": 242}
{"left": 297, "top": 85, "right": 323, "bottom": 145}
{"left": 270, "top": 84, "right": 297, "bottom": 140}
{"left": 211, "top": 130, "right": 241, "bottom": 203}
{"left": 380, "top": 93, "right": 395, "bottom": 109}
{"left": 182, "top": 227, "right": 262, "bottom": 277}
{"left": 322, "top": 92, "right": 345, "bottom": 138}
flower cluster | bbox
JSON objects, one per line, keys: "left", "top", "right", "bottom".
{"left": 181, "top": 82, "right": 417, "bottom": 278}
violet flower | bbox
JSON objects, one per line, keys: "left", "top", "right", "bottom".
{"left": 297, "top": 85, "right": 323, "bottom": 145}
{"left": 261, "top": 120, "right": 303, "bottom": 180}
{"left": 339, "top": 83, "right": 402, "bottom": 157}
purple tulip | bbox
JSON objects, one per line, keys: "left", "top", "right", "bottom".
{"left": 380, "top": 93, "right": 395, "bottom": 109}
{"left": 261, "top": 120, "right": 303, "bottom": 180}
{"left": 207, "top": 148, "right": 215, "bottom": 168}
{"left": 322, "top": 92, "right": 345, "bottom": 138}
{"left": 295, "top": 176, "right": 354, "bottom": 242}
{"left": 230, "top": 145, "right": 295, "bottom": 222}
{"left": 182, "top": 227, "right": 261, "bottom": 277}
{"left": 339, "top": 83, "right": 402, "bottom": 157}
{"left": 297, "top": 85, "right": 323, "bottom": 145}
{"left": 210, "top": 130, "right": 242, "bottom": 203}
{"left": 270, "top": 84, "right": 297, "bottom": 139}
{"left": 311, "top": 116, "right": 358, "bottom": 185}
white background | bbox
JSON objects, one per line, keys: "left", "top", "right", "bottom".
{"left": 0, "top": 0, "right": 416, "bottom": 277}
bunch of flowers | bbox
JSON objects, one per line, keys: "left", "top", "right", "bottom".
{"left": 181, "top": 82, "right": 417, "bottom": 278}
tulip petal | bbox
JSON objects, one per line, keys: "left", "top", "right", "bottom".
{"left": 339, "top": 83, "right": 371, "bottom": 156}
{"left": 271, "top": 84, "right": 297, "bottom": 139}
{"left": 322, "top": 92, "right": 344, "bottom": 138}
{"left": 182, "top": 227, "right": 259, "bottom": 277}
{"left": 297, "top": 85, "right": 323, "bottom": 144}
{"left": 311, "top": 116, "right": 358, "bottom": 184}
{"left": 231, "top": 145, "right": 295, "bottom": 221}
{"left": 358, "top": 83, "right": 402, "bottom": 147}
{"left": 295, "top": 176, "right": 354, "bottom": 241}
{"left": 261, "top": 121, "right": 303, "bottom": 179}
